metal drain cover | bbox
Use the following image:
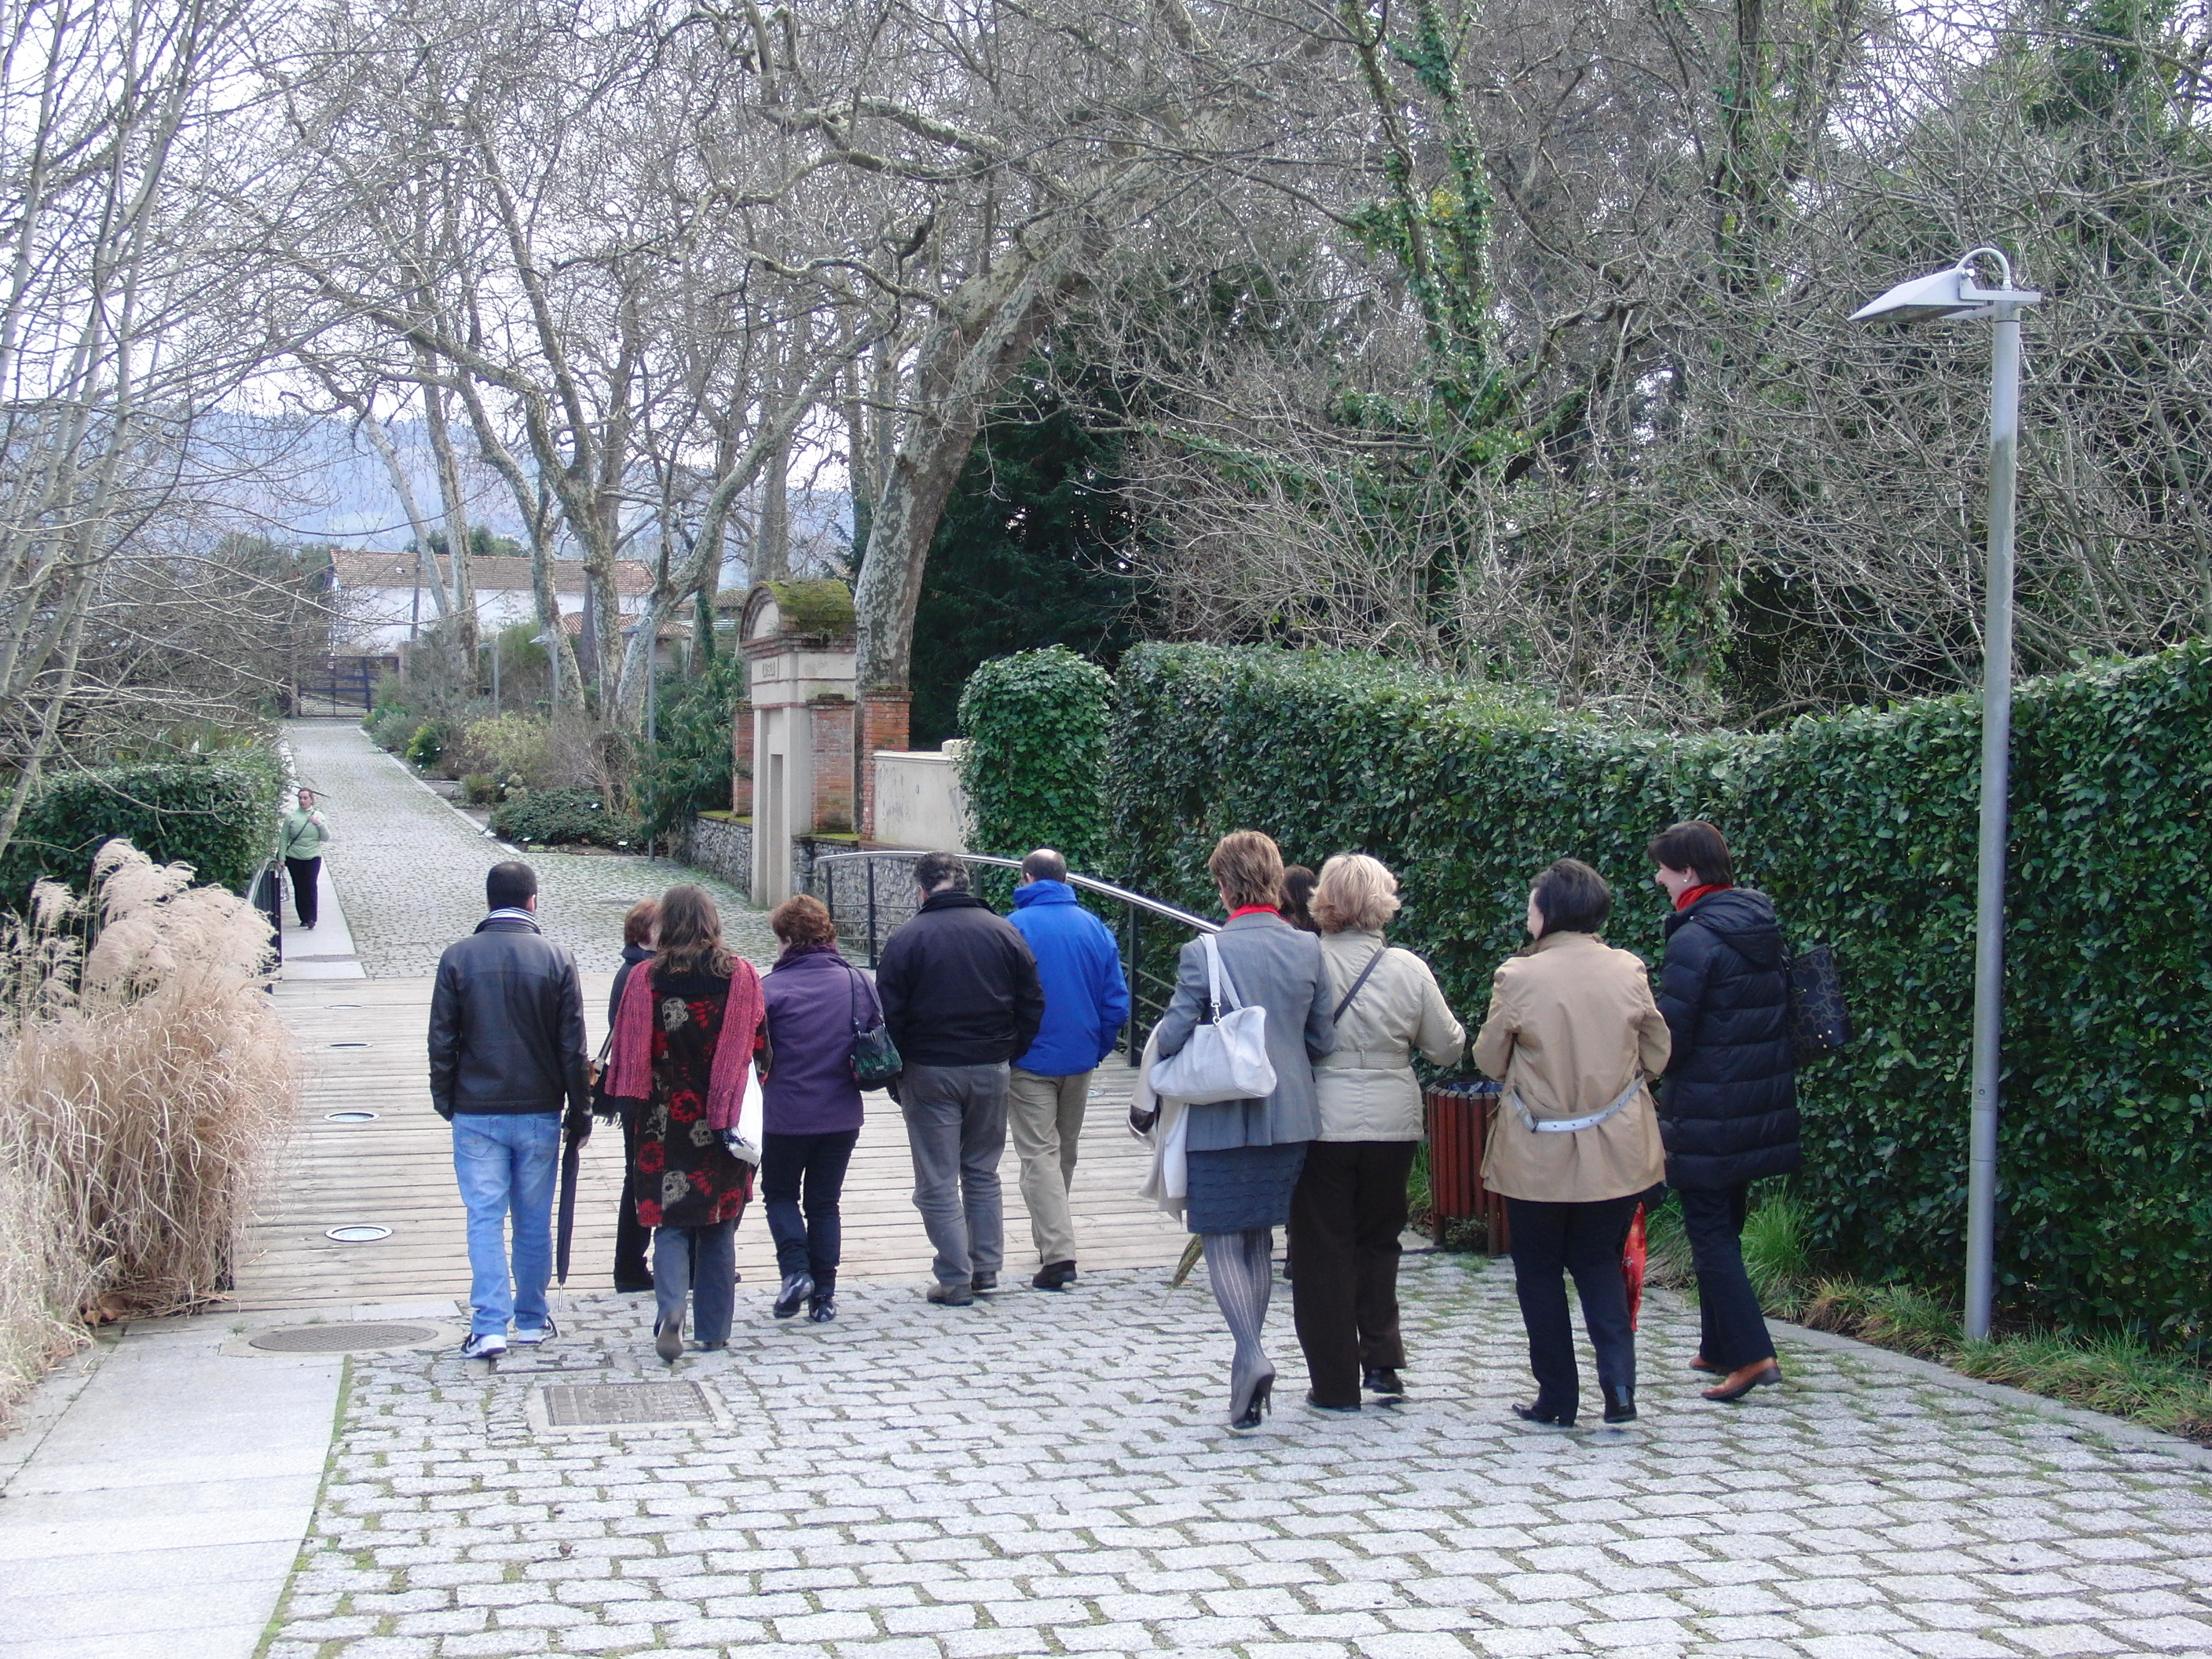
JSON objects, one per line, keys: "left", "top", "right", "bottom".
{"left": 542, "top": 1382, "right": 716, "bottom": 1427}
{"left": 248, "top": 1321, "right": 443, "bottom": 1354}
{"left": 326, "top": 1111, "right": 378, "bottom": 1123}
{"left": 325, "top": 1225, "right": 391, "bottom": 1242}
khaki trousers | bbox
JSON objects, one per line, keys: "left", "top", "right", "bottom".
{"left": 1006, "top": 1068, "right": 1091, "bottom": 1265}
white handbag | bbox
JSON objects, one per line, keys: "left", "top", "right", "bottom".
{"left": 720, "top": 1062, "right": 766, "bottom": 1167}
{"left": 1148, "top": 935, "right": 1278, "bottom": 1104}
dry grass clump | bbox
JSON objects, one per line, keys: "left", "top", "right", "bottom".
{"left": 0, "top": 841, "right": 296, "bottom": 1419}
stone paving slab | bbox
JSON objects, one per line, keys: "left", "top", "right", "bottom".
{"left": 260, "top": 1254, "right": 2212, "bottom": 1658}
{"left": 285, "top": 722, "right": 776, "bottom": 977}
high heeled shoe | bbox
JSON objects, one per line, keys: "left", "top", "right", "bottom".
{"left": 654, "top": 1310, "right": 683, "bottom": 1364}
{"left": 1602, "top": 1384, "right": 1637, "bottom": 1424}
{"left": 1702, "top": 1361, "right": 1782, "bottom": 1402}
{"left": 1512, "top": 1400, "right": 1576, "bottom": 1427}
{"left": 1229, "top": 1366, "right": 1276, "bottom": 1431}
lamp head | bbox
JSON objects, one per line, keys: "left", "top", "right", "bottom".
{"left": 1851, "top": 248, "right": 2040, "bottom": 324}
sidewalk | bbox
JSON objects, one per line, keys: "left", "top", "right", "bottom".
{"left": 0, "top": 1310, "right": 349, "bottom": 1659}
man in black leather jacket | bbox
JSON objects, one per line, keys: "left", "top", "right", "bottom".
{"left": 429, "top": 861, "right": 591, "bottom": 1359}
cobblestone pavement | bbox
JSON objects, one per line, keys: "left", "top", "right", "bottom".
{"left": 286, "top": 721, "right": 776, "bottom": 976}
{"left": 263, "top": 1253, "right": 2212, "bottom": 1659}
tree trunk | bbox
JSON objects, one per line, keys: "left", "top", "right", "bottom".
{"left": 850, "top": 244, "right": 1093, "bottom": 831}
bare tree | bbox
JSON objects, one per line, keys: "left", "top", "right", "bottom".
{"left": 0, "top": 0, "right": 285, "bottom": 848}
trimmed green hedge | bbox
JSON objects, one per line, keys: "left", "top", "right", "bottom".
{"left": 2, "top": 754, "right": 285, "bottom": 904}
{"left": 1098, "top": 641, "right": 2212, "bottom": 1346}
{"left": 957, "top": 646, "right": 1115, "bottom": 869}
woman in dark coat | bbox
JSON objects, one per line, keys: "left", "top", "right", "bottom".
{"left": 759, "top": 894, "right": 876, "bottom": 1324}
{"left": 1649, "top": 820, "right": 1799, "bottom": 1403}
{"left": 607, "top": 899, "right": 658, "bottom": 1294}
{"left": 604, "top": 884, "right": 765, "bottom": 1361}
{"left": 1151, "top": 830, "right": 1336, "bottom": 1430}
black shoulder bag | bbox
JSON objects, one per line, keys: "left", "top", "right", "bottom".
{"left": 844, "top": 963, "right": 903, "bottom": 1088}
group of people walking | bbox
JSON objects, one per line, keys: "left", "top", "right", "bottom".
{"left": 427, "top": 818, "right": 1800, "bottom": 1438}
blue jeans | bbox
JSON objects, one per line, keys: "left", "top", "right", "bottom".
{"left": 452, "top": 1113, "right": 560, "bottom": 1339}
{"left": 654, "top": 1220, "right": 738, "bottom": 1346}
{"left": 762, "top": 1129, "right": 859, "bottom": 1291}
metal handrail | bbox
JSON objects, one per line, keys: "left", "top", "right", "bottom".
{"left": 808, "top": 849, "right": 1220, "bottom": 1063}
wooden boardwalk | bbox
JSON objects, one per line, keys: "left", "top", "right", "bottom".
{"left": 232, "top": 977, "right": 1185, "bottom": 1311}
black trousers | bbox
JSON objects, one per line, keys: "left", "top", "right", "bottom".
{"left": 1506, "top": 1193, "right": 1640, "bottom": 1415}
{"left": 1678, "top": 1183, "right": 1777, "bottom": 1370}
{"left": 1288, "top": 1141, "right": 1415, "bottom": 1408}
{"left": 284, "top": 857, "right": 320, "bottom": 929}
{"left": 613, "top": 1104, "right": 652, "bottom": 1289}
{"left": 761, "top": 1129, "right": 860, "bottom": 1291}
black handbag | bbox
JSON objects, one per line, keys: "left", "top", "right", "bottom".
{"left": 1786, "top": 941, "right": 1851, "bottom": 1065}
{"left": 844, "top": 964, "right": 903, "bottom": 1088}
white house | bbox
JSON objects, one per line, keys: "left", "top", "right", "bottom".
{"left": 331, "top": 552, "right": 657, "bottom": 654}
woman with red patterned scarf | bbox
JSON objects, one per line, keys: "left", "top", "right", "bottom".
{"left": 603, "top": 884, "right": 764, "bottom": 1361}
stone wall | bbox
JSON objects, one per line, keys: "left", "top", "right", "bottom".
{"left": 683, "top": 815, "right": 753, "bottom": 888}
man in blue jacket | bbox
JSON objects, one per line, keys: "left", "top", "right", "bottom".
{"left": 1005, "top": 848, "right": 1131, "bottom": 1290}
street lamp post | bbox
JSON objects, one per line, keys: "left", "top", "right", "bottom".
{"left": 1851, "top": 247, "right": 2040, "bottom": 1342}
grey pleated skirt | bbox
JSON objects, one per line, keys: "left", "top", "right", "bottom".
{"left": 1185, "top": 1142, "right": 1309, "bottom": 1234}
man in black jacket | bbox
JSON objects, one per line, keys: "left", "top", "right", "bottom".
{"left": 876, "top": 852, "right": 1046, "bottom": 1306}
{"left": 1650, "top": 820, "right": 1799, "bottom": 1404}
{"left": 429, "top": 861, "right": 591, "bottom": 1359}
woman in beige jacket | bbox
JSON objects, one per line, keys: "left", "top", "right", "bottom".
{"left": 1474, "top": 859, "right": 1670, "bottom": 1427}
{"left": 1287, "top": 855, "right": 1466, "bottom": 1412}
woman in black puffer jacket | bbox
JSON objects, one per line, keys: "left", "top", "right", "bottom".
{"left": 1648, "top": 821, "right": 1799, "bottom": 1404}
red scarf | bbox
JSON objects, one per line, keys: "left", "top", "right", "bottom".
{"left": 1675, "top": 881, "right": 1732, "bottom": 912}
{"left": 605, "top": 954, "right": 764, "bottom": 1131}
{"left": 1229, "top": 904, "right": 1279, "bottom": 921}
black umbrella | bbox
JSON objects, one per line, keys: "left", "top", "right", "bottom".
{"left": 555, "top": 1114, "right": 588, "bottom": 1285}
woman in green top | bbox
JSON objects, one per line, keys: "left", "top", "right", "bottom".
{"left": 281, "top": 789, "right": 331, "bottom": 930}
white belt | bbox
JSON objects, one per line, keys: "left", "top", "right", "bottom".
{"left": 1510, "top": 1075, "right": 1645, "bottom": 1134}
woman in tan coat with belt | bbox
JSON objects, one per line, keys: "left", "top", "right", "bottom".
{"left": 1474, "top": 859, "right": 1671, "bottom": 1426}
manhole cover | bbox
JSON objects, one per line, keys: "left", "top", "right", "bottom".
{"left": 325, "top": 1225, "right": 391, "bottom": 1242}
{"left": 542, "top": 1382, "right": 716, "bottom": 1427}
{"left": 248, "top": 1322, "right": 441, "bottom": 1353}
{"left": 326, "top": 1111, "right": 378, "bottom": 1123}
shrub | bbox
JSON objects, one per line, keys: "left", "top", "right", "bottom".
{"left": 405, "top": 718, "right": 458, "bottom": 775}
{"left": 364, "top": 706, "right": 417, "bottom": 754}
{"left": 0, "top": 753, "right": 284, "bottom": 908}
{"left": 634, "top": 653, "right": 747, "bottom": 844}
{"left": 451, "top": 712, "right": 558, "bottom": 797}
{"left": 0, "top": 844, "right": 295, "bottom": 1416}
{"left": 1086, "top": 639, "right": 2212, "bottom": 1347}
{"left": 957, "top": 646, "right": 1115, "bottom": 868}
{"left": 489, "top": 786, "right": 642, "bottom": 850}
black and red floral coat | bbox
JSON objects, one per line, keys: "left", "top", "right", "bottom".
{"left": 631, "top": 966, "right": 757, "bottom": 1229}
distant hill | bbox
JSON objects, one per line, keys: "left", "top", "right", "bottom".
{"left": 200, "top": 412, "right": 853, "bottom": 583}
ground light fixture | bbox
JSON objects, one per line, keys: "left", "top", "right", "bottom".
{"left": 1851, "top": 247, "right": 2040, "bottom": 1342}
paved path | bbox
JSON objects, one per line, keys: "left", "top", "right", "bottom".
{"left": 258, "top": 1258, "right": 2212, "bottom": 1659}
{"left": 284, "top": 721, "right": 776, "bottom": 976}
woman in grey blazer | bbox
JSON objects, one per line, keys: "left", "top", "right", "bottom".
{"left": 1152, "top": 830, "right": 1336, "bottom": 1428}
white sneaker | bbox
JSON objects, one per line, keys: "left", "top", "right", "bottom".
{"left": 460, "top": 1333, "right": 507, "bottom": 1361}
{"left": 511, "top": 1320, "right": 557, "bottom": 1346}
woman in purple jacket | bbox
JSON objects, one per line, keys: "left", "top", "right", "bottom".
{"left": 760, "top": 894, "right": 877, "bottom": 1322}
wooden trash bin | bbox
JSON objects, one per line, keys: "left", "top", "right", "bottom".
{"left": 1424, "top": 1080, "right": 1511, "bottom": 1255}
